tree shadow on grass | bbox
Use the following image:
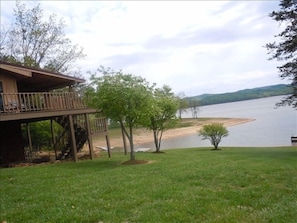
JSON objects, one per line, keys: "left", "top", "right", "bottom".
{"left": 152, "top": 151, "right": 166, "bottom": 154}
{"left": 122, "top": 160, "right": 153, "bottom": 165}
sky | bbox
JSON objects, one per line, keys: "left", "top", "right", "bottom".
{"left": 0, "top": 1, "right": 289, "bottom": 96}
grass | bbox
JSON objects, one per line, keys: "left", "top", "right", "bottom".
{"left": 0, "top": 147, "right": 297, "bottom": 223}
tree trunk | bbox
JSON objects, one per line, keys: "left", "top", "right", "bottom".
{"left": 120, "top": 121, "right": 134, "bottom": 159}
{"left": 157, "top": 129, "right": 163, "bottom": 152}
{"left": 153, "top": 130, "right": 160, "bottom": 152}
{"left": 121, "top": 127, "right": 127, "bottom": 155}
{"left": 129, "top": 125, "right": 135, "bottom": 160}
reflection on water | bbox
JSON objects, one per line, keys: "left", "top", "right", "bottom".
{"left": 139, "top": 96, "right": 297, "bottom": 149}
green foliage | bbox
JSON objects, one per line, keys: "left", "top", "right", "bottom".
{"left": 0, "top": 147, "right": 296, "bottom": 222}
{"left": 145, "top": 85, "right": 179, "bottom": 152}
{"left": 188, "top": 84, "right": 292, "bottom": 106}
{"left": 266, "top": 0, "right": 297, "bottom": 108}
{"left": 21, "top": 120, "right": 63, "bottom": 151}
{"left": 86, "top": 66, "right": 154, "bottom": 160}
{"left": 176, "top": 92, "right": 189, "bottom": 118}
{"left": 188, "top": 99, "right": 199, "bottom": 118}
{"left": 198, "top": 123, "right": 229, "bottom": 150}
{"left": 0, "top": 1, "right": 85, "bottom": 73}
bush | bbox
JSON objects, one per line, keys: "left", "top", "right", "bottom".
{"left": 198, "top": 123, "right": 229, "bottom": 150}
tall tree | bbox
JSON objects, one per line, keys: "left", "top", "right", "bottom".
{"left": 0, "top": 1, "right": 85, "bottom": 74}
{"left": 145, "top": 85, "right": 179, "bottom": 152}
{"left": 176, "top": 92, "right": 189, "bottom": 119}
{"left": 189, "top": 99, "right": 199, "bottom": 118}
{"left": 86, "top": 67, "right": 154, "bottom": 161}
{"left": 266, "top": 0, "right": 297, "bottom": 108}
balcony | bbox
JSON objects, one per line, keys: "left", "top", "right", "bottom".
{"left": 0, "top": 92, "right": 96, "bottom": 121}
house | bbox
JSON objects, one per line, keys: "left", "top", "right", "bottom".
{"left": 0, "top": 61, "right": 111, "bottom": 165}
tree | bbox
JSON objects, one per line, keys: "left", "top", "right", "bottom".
{"left": 189, "top": 99, "right": 199, "bottom": 118}
{"left": 266, "top": 0, "right": 297, "bottom": 108}
{"left": 176, "top": 92, "right": 189, "bottom": 119}
{"left": 86, "top": 67, "right": 154, "bottom": 161}
{"left": 0, "top": 1, "right": 85, "bottom": 74}
{"left": 198, "top": 123, "right": 229, "bottom": 150}
{"left": 21, "top": 120, "right": 63, "bottom": 151}
{"left": 145, "top": 85, "right": 179, "bottom": 153}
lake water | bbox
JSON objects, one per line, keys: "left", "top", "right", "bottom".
{"left": 139, "top": 96, "right": 297, "bottom": 149}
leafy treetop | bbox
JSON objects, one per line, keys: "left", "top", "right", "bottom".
{"left": 0, "top": 1, "right": 85, "bottom": 74}
{"left": 266, "top": 0, "right": 297, "bottom": 108}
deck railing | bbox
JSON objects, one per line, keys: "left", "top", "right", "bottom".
{"left": 0, "top": 92, "right": 87, "bottom": 113}
{"left": 75, "top": 116, "right": 108, "bottom": 134}
{"left": 90, "top": 118, "right": 108, "bottom": 133}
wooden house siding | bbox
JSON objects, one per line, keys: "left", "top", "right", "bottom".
{"left": 0, "top": 74, "right": 18, "bottom": 93}
{"left": 0, "top": 74, "right": 19, "bottom": 109}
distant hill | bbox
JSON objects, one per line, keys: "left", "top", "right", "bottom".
{"left": 186, "top": 84, "right": 292, "bottom": 106}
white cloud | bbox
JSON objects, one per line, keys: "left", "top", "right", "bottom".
{"left": 0, "top": 0, "right": 287, "bottom": 96}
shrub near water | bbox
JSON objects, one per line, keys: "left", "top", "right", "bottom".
{"left": 0, "top": 147, "right": 296, "bottom": 222}
{"left": 198, "top": 123, "right": 229, "bottom": 150}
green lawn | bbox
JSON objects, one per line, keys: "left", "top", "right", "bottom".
{"left": 1, "top": 147, "right": 296, "bottom": 223}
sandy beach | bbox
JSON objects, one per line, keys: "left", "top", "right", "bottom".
{"left": 92, "top": 118, "right": 255, "bottom": 148}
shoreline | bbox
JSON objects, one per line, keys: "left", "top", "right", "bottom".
{"left": 92, "top": 118, "right": 255, "bottom": 148}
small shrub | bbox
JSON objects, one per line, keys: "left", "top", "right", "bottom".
{"left": 198, "top": 123, "right": 229, "bottom": 150}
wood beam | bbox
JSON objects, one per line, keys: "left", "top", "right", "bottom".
{"left": 26, "top": 123, "right": 33, "bottom": 160}
{"left": 50, "top": 119, "right": 58, "bottom": 160}
{"left": 106, "top": 134, "right": 111, "bottom": 158}
{"left": 68, "top": 115, "right": 78, "bottom": 162}
{"left": 104, "top": 119, "right": 111, "bottom": 158}
{"left": 84, "top": 114, "right": 94, "bottom": 160}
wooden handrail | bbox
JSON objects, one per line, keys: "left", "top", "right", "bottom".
{"left": 0, "top": 92, "right": 87, "bottom": 113}
{"left": 75, "top": 116, "right": 108, "bottom": 134}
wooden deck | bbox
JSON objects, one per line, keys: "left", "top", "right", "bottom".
{"left": 0, "top": 92, "right": 86, "bottom": 113}
{"left": 0, "top": 92, "right": 97, "bottom": 122}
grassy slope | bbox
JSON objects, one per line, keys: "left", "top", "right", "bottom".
{"left": 0, "top": 147, "right": 296, "bottom": 223}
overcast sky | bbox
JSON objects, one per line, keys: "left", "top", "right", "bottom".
{"left": 0, "top": 1, "right": 288, "bottom": 96}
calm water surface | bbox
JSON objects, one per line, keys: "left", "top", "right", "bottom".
{"left": 139, "top": 96, "right": 296, "bottom": 149}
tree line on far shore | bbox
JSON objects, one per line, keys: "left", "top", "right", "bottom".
{"left": 186, "top": 84, "right": 292, "bottom": 107}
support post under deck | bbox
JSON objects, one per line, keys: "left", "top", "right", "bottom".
{"left": 68, "top": 115, "right": 78, "bottom": 162}
{"left": 84, "top": 114, "right": 94, "bottom": 160}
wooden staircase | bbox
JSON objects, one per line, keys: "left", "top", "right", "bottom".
{"left": 54, "top": 115, "right": 88, "bottom": 160}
